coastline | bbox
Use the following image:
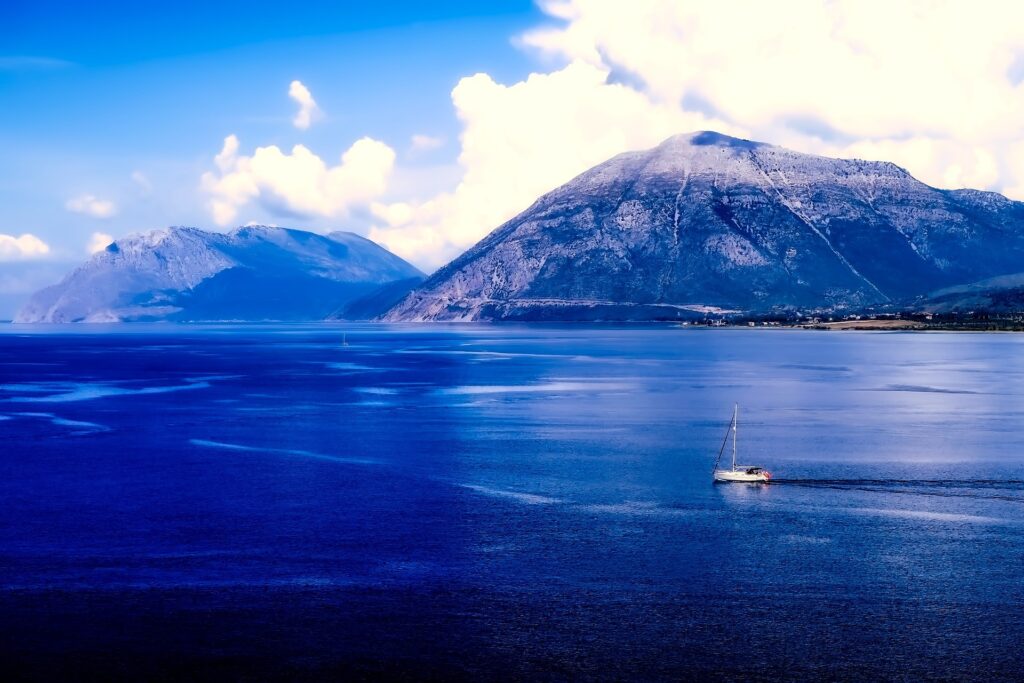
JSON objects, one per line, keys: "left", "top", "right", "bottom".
{"left": 5, "top": 313, "right": 1024, "bottom": 333}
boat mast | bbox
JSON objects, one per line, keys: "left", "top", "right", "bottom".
{"left": 732, "top": 403, "right": 738, "bottom": 470}
{"left": 712, "top": 409, "right": 733, "bottom": 476}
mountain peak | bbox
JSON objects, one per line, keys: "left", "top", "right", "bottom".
{"left": 116, "top": 225, "right": 202, "bottom": 246}
{"left": 385, "top": 135, "right": 1024, "bottom": 321}
{"left": 228, "top": 224, "right": 280, "bottom": 237}
{"left": 17, "top": 225, "right": 423, "bottom": 323}
{"left": 661, "top": 130, "right": 767, "bottom": 151}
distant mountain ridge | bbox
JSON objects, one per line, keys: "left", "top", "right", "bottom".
{"left": 914, "top": 272, "right": 1024, "bottom": 314}
{"left": 384, "top": 131, "right": 1024, "bottom": 321}
{"left": 16, "top": 226, "right": 424, "bottom": 322}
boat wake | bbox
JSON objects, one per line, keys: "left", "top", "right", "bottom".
{"left": 769, "top": 478, "right": 1024, "bottom": 503}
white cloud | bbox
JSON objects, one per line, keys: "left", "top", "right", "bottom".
{"left": 131, "top": 170, "right": 152, "bottom": 194}
{"left": 88, "top": 232, "right": 114, "bottom": 254}
{"left": 369, "top": 60, "right": 718, "bottom": 268}
{"left": 65, "top": 193, "right": 117, "bottom": 218}
{"left": 1005, "top": 140, "right": 1024, "bottom": 200}
{"left": 201, "top": 134, "right": 396, "bottom": 226}
{"left": 521, "top": 0, "right": 1024, "bottom": 191}
{"left": 289, "top": 80, "right": 321, "bottom": 130}
{"left": 827, "top": 138, "right": 1002, "bottom": 193}
{"left": 0, "top": 233, "right": 50, "bottom": 261}
{"left": 410, "top": 134, "right": 444, "bottom": 153}
{"left": 368, "top": 0, "right": 1024, "bottom": 269}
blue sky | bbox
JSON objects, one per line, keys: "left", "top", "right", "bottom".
{"left": 0, "top": 1, "right": 556, "bottom": 316}
{"left": 3, "top": 1, "right": 1024, "bottom": 318}
{"left": 1, "top": 1, "right": 540, "bottom": 259}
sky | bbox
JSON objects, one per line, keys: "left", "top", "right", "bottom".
{"left": 3, "top": 0, "right": 1024, "bottom": 317}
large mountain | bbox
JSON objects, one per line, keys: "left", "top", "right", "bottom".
{"left": 385, "top": 131, "right": 1024, "bottom": 321}
{"left": 16, "top": 226, "right": 423, "bottom": 322}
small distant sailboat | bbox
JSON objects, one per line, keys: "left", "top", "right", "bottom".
{"left": 342, "top": 333, "right": 349, "bottom": 347}
{"left": 712, "top": 404, "right": 772, "bottom": 483}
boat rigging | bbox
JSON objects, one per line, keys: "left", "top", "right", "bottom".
{"left": 712, "top": 404, "right": 772, "bottom": 483}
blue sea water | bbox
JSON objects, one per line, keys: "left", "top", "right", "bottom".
{"left": 1, "top": 324, "right": 1022, "bottom": 680}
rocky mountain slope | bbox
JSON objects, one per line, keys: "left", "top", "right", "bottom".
{"left": 914, "top": 273, "right": 1024, "bottom": 314}
{"left": 384, "top": 131, "right": 1024, "bottom": 321}
{"left": 16, "top": 226, "right": 423, "bottom": 322}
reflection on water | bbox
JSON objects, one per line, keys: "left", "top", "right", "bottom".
{"left": 0, "top": 324, "right": 1022, "bottom": 679}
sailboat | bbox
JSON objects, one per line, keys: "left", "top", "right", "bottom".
{"left": 712, "top": 404, "right": 772, "bottom": 483}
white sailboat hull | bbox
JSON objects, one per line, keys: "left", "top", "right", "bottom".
{"left": 711, "top": 405, "right": 772, "bottom": 483}
{"left": 713, "top": 468, "right": 771, "bottom": 483}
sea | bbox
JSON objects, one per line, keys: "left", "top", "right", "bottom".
{"left": 1, "top": 324, "right": 1022, "bottom": 680}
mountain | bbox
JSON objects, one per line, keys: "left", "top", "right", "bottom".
{"left": 15, "top": 226, "right": 424, "bottom": 322}
{"left": 384, "top": 131, "right": 1024, "bottom": 321}
{"left": 914, "top": 273, "right": 1024, "bottom": 314}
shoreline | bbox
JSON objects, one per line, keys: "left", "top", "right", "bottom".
{"left": 4, "top": 319, "right": 1024, "bottom": 332}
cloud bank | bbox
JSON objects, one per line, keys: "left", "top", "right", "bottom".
{"left": 368, "top": 0, "right": 1024, "bottom": 269}
{"left": 195, "top": 0, "right": 1024, "bottom": 273}
{"left": 521, "top": 0, "right": 1024, "bottom": 192}
{"left": 369, "top": 61, "right": 716, "bottom": 267}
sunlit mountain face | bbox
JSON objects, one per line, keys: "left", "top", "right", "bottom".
{"left": 387, "top": 132, "right": 1024, "bottom": 321}
{"left": 16, "top": 226, "right": 423, "bottom": 322}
